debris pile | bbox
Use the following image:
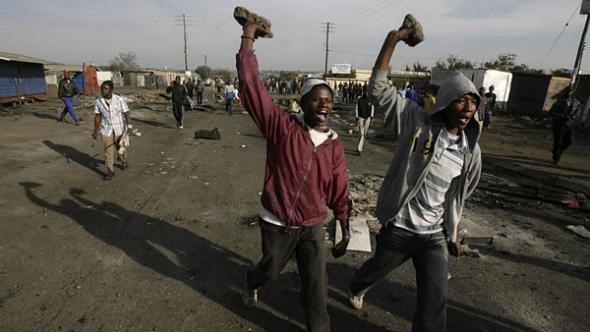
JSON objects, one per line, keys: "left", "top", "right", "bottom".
{"left": 348, "top": 174, "right": 383, "bottom": 233}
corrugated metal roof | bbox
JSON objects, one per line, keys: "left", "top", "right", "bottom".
{"left": 44, "top": 63, "right": 85, "bottom": 73}
{"left": 0, "top": 52, "right": 50, "bottom": 64}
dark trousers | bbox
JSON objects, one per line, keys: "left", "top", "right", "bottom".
{"left": 247, "top": 220, "right": 329, "bottom": 332}
{"left": 172, "top": 102, "right": 183, "bottom": 126}
{"left": 225, "top": 98, "right": 233, "bottom": 114}
{"left": 552, "top": 119, "right": 572, "bottom": 162}
{"left": 196, "top": 92, "right": 203, "bottom": 105}
{"left": 59, "top": 96, "right": 78, "bottom": 123}
{"left": 350, "top": 224, "right": 448, "bottom": 332}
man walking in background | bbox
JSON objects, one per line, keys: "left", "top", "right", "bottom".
{"left": 550, "top": 86, "right": 580, "bottom": 165}
{"left": 224, "top": 81, "right": 236, "bottom": 115}
{"left": 484, "top": 85, "right": 496, "bottom": 128}
{"left": 196, "top": 80, "right": 205, "bottom": 105}
{"left": 355, "top": 88, "right": 375, "bottom": 155}
{"left": 166, "top": 76, "right": 188, "bottom": 129}
{"left": 57, "top": 71, "right": 80, "bottom": 126}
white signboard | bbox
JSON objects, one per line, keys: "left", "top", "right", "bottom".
{"left": 582, "top": 0, "right": 590, "bottom": 14}
{"left": 331, "top": 64, "right": 352, "bottom": 74}
{"left": 336, "top": 216, "right": 372, "bottom": 252}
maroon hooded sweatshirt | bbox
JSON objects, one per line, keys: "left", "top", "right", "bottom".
{"left": 236, "top": 50, "right": 350, "bottom": 227}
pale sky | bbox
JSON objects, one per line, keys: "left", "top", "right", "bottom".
{"left": 1, "top": 0, "right": 588, "bottom": 73}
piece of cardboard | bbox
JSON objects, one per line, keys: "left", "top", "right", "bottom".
{"left": 336, "top": 217, "right": 372, "bottom": 252}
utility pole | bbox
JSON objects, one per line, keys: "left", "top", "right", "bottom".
{"left": 183, "top": 14, "right": 188, "bottom": 71}
{"left": 324, "top": 22, "right": 332, "bottom": 78}
{"left": 204, "top": 55, "right": 208, "bottom": 67}
{"left": 572, "top": 15, "right": 590, "bottom": 88}
{"left": 323, "top": 22, "right": 331, "bottom": 77}
{"left": 575, "top": 1, "right": 590, "bottom": 128}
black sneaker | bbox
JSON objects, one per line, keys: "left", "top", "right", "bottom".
{"left": 121, "top": 162, "right": 129, "bottom": 170}
{"left": 103, "top": 171, "right": 115, "bottom": 180}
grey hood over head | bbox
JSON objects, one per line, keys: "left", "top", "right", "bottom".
{"left": 429, "top": 71, "right": 481, "bottom": 117}
{"left": 428, "top": 71, "right": 482, "bottom": 149}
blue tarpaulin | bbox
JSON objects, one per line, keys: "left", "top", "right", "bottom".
{"left": 0, "top": 61, "right": 47, "bottom": 99}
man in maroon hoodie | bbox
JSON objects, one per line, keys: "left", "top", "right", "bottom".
{"left": 234, "top": 7, "right": 351, "bottom": 332}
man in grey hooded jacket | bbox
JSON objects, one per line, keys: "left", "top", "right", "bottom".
{"left": 348, "top": 24, "right": 482, "bottom": 332}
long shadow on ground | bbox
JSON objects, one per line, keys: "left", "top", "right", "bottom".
{"left": 43, "top": 140, "right": 105, "bottom": 176}
{"left": 20, "top": 182, "right": 389, "bottom": 331}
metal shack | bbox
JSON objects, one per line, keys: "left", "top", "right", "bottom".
{"left": 431, "top": 69, "right": 513, "bottom": 109}
{"left": 0, "top": 52, "right": 48, "bottom": 104}
{"left": 506, "top": 73, "right": 570, "bottom": 116}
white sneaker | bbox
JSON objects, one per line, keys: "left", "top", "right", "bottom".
{"left": 179, "top": 125, "right": 184, "bottom": 129}
{"left": 349, "top": 291, "right": 364, "bottom": 310}
{"left": 242, "top": 287, "right": 258, "bottom": 307}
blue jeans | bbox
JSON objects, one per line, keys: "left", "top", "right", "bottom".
{"left": 59, "top": 96, "right": 78, "bottom": 123}
{"left": 225, "top": 98, "right": 233, "bottom": 114}
{"left": 350, "top": 224, "right": 449, "bottom": 332}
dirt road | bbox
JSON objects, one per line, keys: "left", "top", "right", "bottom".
{"left": 0, "top": 90, "right": 589, "bottom": 331}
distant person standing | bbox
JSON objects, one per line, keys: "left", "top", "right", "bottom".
{"left": 476, "top": 86, "right": 489, "bottom": 124}
{"left": 342, "top": 82, "right": 349, "bottom": 103}
{"left": 484, "top": 85, "right": 496, "bottom": 128}
{"left": 355, "top": 89, "right": 375, "bottom": 155}
{"left": 92, "top": 81, "right": 131, "bottom": 180}
{"left": 57, "top": 71, "right": 80, "bottom": 126}
{"left": 224, "top": 81, "right": 236, "bottom": 115}
{"left": 423, "top": 86, "right": 436, "bottom": 112}
{"left": 186, "top": 78, "right": 195, "bottom": 99}
{"left": 195, "top": 80, "right": 205, "bottom": 105}
{"left": 550, "top": 86, "right": 580, "bottom": 165}
{"left": 166, "top": 76, "right": 188, "bottom": 129}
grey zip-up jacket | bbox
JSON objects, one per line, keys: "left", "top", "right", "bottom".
{"left": 370, "top": 69, "right": 482, "bottom": 242}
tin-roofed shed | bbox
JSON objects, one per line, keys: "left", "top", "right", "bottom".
{"left": 0, "top": 52, "right": 48, "bottom": 104}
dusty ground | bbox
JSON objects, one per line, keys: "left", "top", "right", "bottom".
{"left": 0, "top": 88, "right": 589, "bottom": 332}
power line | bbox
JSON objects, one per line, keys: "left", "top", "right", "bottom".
{"left": 342, "top": 0, "right": 400, "bottom": 25}
{"left": 336, "top": 0, "right": 389, "bottom": 24}
{"left": 539, "top": 2, "right": 581, "bottom": 67}
{"left": 155, "top": 0, "right": 179, "bottom": 17}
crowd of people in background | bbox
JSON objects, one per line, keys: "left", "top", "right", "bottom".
{"left": 338, "top": 81, "right": 367, "bottom": 104}
{"left": 263, "top": 77, "right": 303, "bottom": 95}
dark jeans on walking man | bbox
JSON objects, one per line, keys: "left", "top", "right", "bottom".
{"left": 350, "top": 224, "right": 448, "bottom": 331}
{"left": 172, "top": 102, "right": 183, "bottom": 127}
{"left": 552, "top": 119, "right": 573, "bottom": 163}
{"left": 247, "top": 219, "right": 329, "bottom": 331}
{"left": 549, "top": 89, "right": 580, "bottom": 164}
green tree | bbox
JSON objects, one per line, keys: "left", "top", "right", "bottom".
{"left": 213, "top": 68, "right": 233, "bottom": 82}
{"left": 279, "top": 71, "right": 299, "bottom": 79}
{"left": 483, "top": 53, "right": 543, "bottom": 73}
{"left": 195, "top": 65, "right": 213, "bottom": 79}
{"left": 405, "top": 62, "right": 428, "bottom": 72}
{"left": 433, "top": 54, "right": 474, "bottom": 70}
{"left": 108, "top": 51, "right": 139, "bottom": 71}
{"left": 551, "top": 68, "right": 571, "bottom": 77}
{"left": 412, "top": 61, "right": 429, "bottom": 72}
{"left": 511, "top": 64, "right": 544, "bottom": 74}
{"left": 482, "top": 53, "right": 516, "bottom": 71}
